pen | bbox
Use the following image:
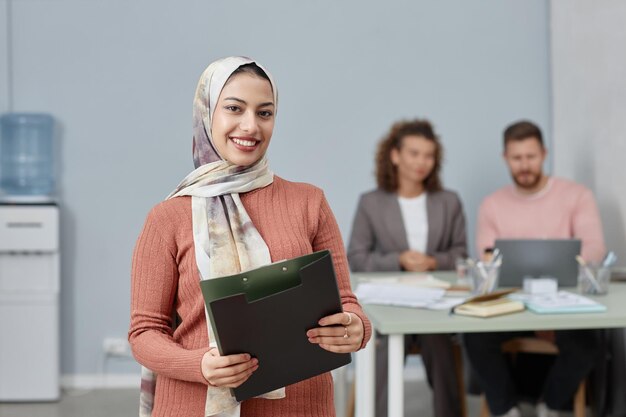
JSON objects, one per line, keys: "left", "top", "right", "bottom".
{"left": 477, "top": 261, "right": 490, "bottom": 294}
{"left": 575, "top": 255, "right": 602, "bottom": 293}
{"left": 602, "top": 251, "right": 617, "bottom": 268}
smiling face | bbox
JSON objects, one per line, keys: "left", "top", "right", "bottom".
{"left": 504, "top": 136, "right": 547, "bottom": 190}
{"left": 210, "top": 72, "right": 275, "bottom": 166}
{"left": 390, "top": 135, "right": 437, "bottom": 186}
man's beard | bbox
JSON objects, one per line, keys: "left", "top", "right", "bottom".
{"left": 512, "top": 171, "right": 543, "bottom": 190}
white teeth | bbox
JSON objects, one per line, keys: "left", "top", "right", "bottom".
{"left": 231, "top": 137, "right": 257, "bottom": 147}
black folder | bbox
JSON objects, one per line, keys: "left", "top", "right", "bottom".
{"left": 199, "top": 250, "right": 351, "bottom": 402}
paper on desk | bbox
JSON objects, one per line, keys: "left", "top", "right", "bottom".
{"left": 359, "top": 273, "right": 451, "bottom": 289}
{"left": 355, "top": 282, "right": 462, "bottom": 309}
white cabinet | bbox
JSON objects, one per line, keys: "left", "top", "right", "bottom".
{"left": 0, "top": 204, "right": 60, "bottom": 401}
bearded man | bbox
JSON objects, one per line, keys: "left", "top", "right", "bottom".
{"left": 464, "top": 120, "right": 605, "bottom": 417}
{"left": 475, "top": 120, "right": 605, "bottom": 261}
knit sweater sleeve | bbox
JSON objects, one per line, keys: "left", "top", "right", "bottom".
{"left": 312, "top": 192, "right": 372, "bottom": 350}
{"left": 128, "top": 206, "right": 209, "bottom": 385}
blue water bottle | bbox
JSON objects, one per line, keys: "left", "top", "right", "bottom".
{"left": 0, "top": 113, "right": 55, "bottom": 200}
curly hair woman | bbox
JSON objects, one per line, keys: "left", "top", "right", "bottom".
{"left": 347, "top": 118, "right": 467, "bottom": 417}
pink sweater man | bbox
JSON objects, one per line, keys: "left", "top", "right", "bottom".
{"left": 467, "top": 120, "right": 605, "bottom": 417}
{"left": 476, "top": 120, "right": 605, "bottom": 263}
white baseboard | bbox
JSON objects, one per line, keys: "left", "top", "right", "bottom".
{"left": 61, "top": 373, "right": 141, "bottom": 390}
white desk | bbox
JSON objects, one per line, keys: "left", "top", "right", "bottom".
{"left": 353, "top": 272, "right": 626, "bottom": 417}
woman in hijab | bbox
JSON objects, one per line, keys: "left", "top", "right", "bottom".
{"left": 128, "top": 56, "right": 371, "bottom": 417}
{"left": 347, "top": 119, "right": 467, "bottom": 417}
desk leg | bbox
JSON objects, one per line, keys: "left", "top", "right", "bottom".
{"left": 355, "top": 326, "right": 375, "bottom": 417}
{"left": 388, "top": 334, "right": 404, "bottom": 417}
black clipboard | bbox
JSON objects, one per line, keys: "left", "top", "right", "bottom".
{"left": 199, "top": 250, "right": 351, "bottom": 402}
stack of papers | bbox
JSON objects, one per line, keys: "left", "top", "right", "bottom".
{"left": 510, "top": 291, "right": 607, "bottom": 314}
{"left": 355, "top": 282, "right": 465, "bottom": 310}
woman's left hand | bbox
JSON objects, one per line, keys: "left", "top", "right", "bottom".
{"left": 306, "top": 312, "right": 364, "bottom": 353}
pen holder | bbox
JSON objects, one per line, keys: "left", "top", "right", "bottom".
{"left": 455, "top": 257, "right": 469, "bottom": 278}
{"left": 455, "top": 257, "right": 471, "bottom": 286}
{"left": 469, "top": 262, "right": 500, "bottom": 295}
{"left": 578, "top": 264, "right": 610, "bottom": 295}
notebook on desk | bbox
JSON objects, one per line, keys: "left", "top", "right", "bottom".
{"left": 495, "top": 239, "right": 581, "bottom": 287}
{"left": 452, "top": 289, "right": 525, "bottom": 318}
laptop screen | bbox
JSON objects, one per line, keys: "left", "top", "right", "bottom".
{"left": 494, "top": 239, "right": 581, "bottom": 287}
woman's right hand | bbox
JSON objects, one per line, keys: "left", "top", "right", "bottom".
{"left": 201, "top": 348, "right": 259, "bottom": 388}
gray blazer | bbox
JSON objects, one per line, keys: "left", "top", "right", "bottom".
{"left": 347, "top": 188, "right": 468, "bottom": 271}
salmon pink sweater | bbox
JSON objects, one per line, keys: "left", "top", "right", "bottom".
{"left": 476, "top": 177, "right": 606, "bottom": 262}
{"left": 129, "top": 176, "right": 371, "bottom": 417}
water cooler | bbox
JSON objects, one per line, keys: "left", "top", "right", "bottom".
{"left": 0, "top": 113, "right": 60, "bottom": 401}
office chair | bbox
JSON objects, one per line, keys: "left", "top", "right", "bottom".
{"left": 479, "top": 337, "right": 586, "bottom": 417}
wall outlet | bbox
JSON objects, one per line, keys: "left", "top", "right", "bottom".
{"left": 103, "top": 337, "right": 132, "bottom": 357}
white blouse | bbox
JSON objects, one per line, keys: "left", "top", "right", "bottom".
{"left": 398, "top": 193, "right": 428, "bottom": 253}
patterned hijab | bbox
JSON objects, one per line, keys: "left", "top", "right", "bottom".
{"left": 140, "top": 57, "right": 284, "bottom": 417}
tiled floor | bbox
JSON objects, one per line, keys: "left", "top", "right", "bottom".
{"left": 0, "top": 388, "right": 140, "bottom": 417}
{"left": 0, "top": 382, "right": 576, "bottom": 417}
{"left": 0, "top": 382, "right": 457, "bottom": 417}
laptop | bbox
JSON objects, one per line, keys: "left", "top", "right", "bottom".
{"left": 494, "top": 239, "right": 581, "bottom": 287}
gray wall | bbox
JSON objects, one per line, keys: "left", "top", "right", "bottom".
{"left": 551, "top": 0, "right": 626, "bottom": 268}
{"left": 1, "top": 1, "right": 8, "bottom": 112}
{"left": 1, "top": 0, "right": 550, "bottom": 375}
